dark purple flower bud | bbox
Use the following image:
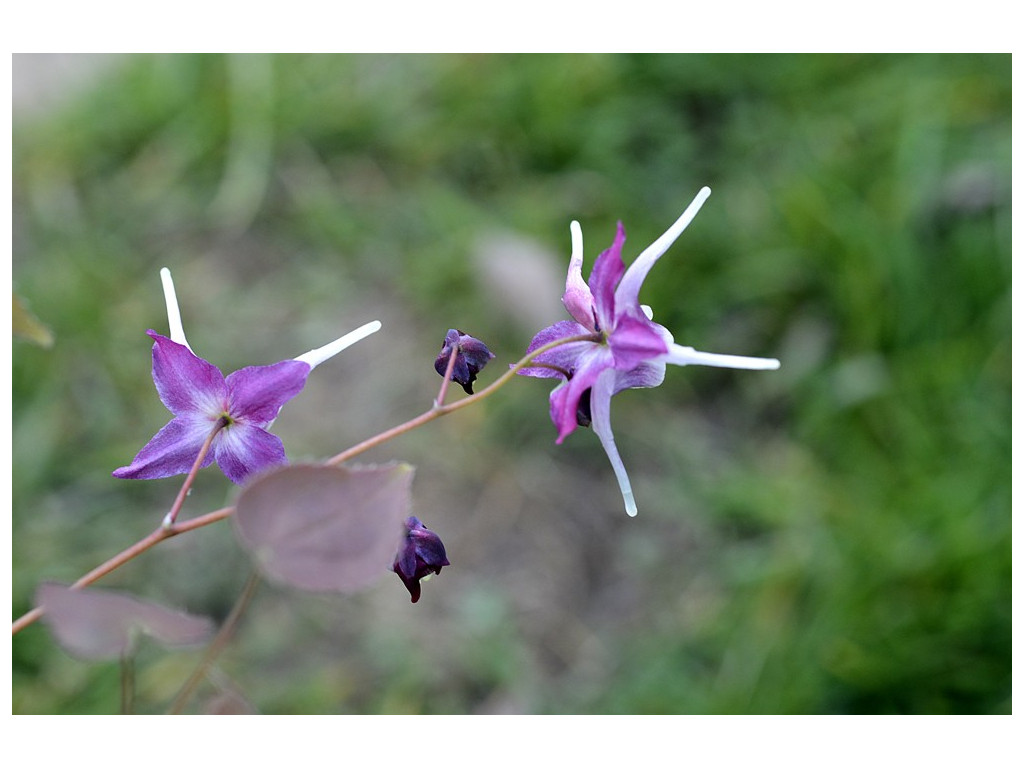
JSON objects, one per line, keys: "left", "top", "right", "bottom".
{"left": 392, "top": 516, "right": 450, "bottom": 603}
{"left": 434, "top": 329, "right": 495, "bottom": 395}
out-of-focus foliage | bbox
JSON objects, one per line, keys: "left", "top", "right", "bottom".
{"left": 12, "top": 54, "right": 1010, "bottom": 714}
{"left": 36, "top": 582, "right": 213, "bottom": 661}
{"left": 13, "top": 293, "right": 55, "bottom": 347}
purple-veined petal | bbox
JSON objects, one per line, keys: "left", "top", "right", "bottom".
{"left": 612, "top": 359, "right": 667, "bottom": 394}
{"left": 663, "top": 344, "right": 781, "bottom": 370}
{"left": 562, "top": 221, "right": 596, "bottom": 330}
{"left": 588, "top": 222, "right": 626, "bottom": 333}
{"left": 590, "top": 367, "right": 638, "bottom": 517}
{"left": 225, "top": 360, "right": 311, "bottom": 425}
{"left": 517, "top": 320, "right": 593, "bottom": 379}
{"left": 214, "top": 423, "right": 288, "bottom": 485}
{"left": 607, "top": 314, "right": 670, "bottom": 371}
{"left": 524, "top": 320, "right": 592, "bottom": 354}
{"left": 615, "top": 187, "right": 711, "bottom": 312}
{"left": 148, "top": 331, "right": 227, "bottom": 418}
{"left": 112, "top": 414, "right": 218, "bottom": 480}
{"left": 518, "top": 363, "right": 572, "bottom": 380}
{"left": 548, "top": 346, "right": 614, "bottom": 443}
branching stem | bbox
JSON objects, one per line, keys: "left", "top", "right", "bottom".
{"left": 168, "top": 569, "right": 262, "bottom": 714}
{"left": 11, "top": 332, "right": 598, "bottom": 635}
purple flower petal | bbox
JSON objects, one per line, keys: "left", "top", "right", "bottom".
{"left": 588, "top": 222, "right": 626, "bottom": 332}
{"left": 112, "top": 414, "right": 217, "bottom": 480}
{"left": 517, "top": 320, "right": 592, "bottom": 379}
{"left": 612, "top": 359, "right": 667, "bottom": 394}
{"left": 148, "top": 331, "right": 227, "bottom": 417}
{"left": 214, "top": 423, "right": 288, "bottom": 485}
{"left": 457, "top": 335, "right": 496, "bottom": 376}
{"left": 548, "top": 346, "right": 614, "bottom": 443}
{"left": 562, "top": 221, "right": 597, "bottom": 330}
{"left": 225, "top": 360, "right": 311, "bottom": 425}
{"left": 450, "top": 355, "right": 472, "bottom": 386}
{"left": 409, "top": 526, "right": 449, "bottom": 566}
{"left": 398, "top": 545, "right": 419, "bottom": 578}
{"left": 607, "top": 314, "right": 670, "bottom": 371}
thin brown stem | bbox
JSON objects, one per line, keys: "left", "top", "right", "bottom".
{"left": 12, "top": 332, "right": 600, "bottom": 636}
{"left": 171, "top": 505, "right": 234, "bottom": 535}
{"left": 12, "top": 422, "right": 230, "bottom": 635}
{"left": 168, "top": 569, "right": 262, "bottom": 714}
{"left": 326, "top": 332, "right": 598, "bottom": 466}
{"left": 163, "top": 418, "right": 227, "bottom": 527}
{"left": 434, "top": 336, "right": 461, "bottom": 407}
{"left": 10, "top": 506, "right": 236, "bottom": 635}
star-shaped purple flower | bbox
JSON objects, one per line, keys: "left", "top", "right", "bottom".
{"left": 114, "top": 269, "right": 381, "bottom": 485}
{"left": 392, "top": 516, "right": 450, "bottom": 603}
{"left": 113, "top": 331, "right": 314, "bottom": 485}
{"left": 518, "top": 187, "right": 780, "bottom": 516}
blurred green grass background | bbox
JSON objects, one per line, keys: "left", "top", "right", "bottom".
{"left": 12, "top": 53, "right": 1010, "bottom": 714}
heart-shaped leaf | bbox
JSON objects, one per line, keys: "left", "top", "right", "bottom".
{"left": 36, "top": 583, "right": 214, "bottom": 660}
{"left": 234, "top": 463, "right": 413, "bottom": 593}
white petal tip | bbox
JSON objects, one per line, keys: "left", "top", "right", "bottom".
{"left": 699, "top": 186, "right": 711, "bottom": 198}
{"left": 159, "top": 267, "right": 191, "bottom": 351}
{"left": 624, "top": 492, "right": 638, "bottom": 517}
{"left": 295, "top": 320, "right": 382, "bottom": 370}
{"left": 668, "top": 345, "right": 780, "bottom": 371}
{"left": 569, "top": 221, "right": 584, "bottom": 263}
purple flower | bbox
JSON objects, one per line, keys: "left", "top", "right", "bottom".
{"left": 518, "top": 187, "right": 780, "bottom": 516}
{"left": 113, "top": 269, "right": 381, "bottom": 485}
{"left": 434, "top": 329, "right": 495, "bottom": 395}
{"left": 392, "top": 516, "right": 450, "bottom": 603}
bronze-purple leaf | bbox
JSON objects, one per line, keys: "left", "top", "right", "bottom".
{"left": 36, "top": 583, "right": 214, "bottom": 660}
{"left": 233, "top": 463, "right": 413, "bottom": 593}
